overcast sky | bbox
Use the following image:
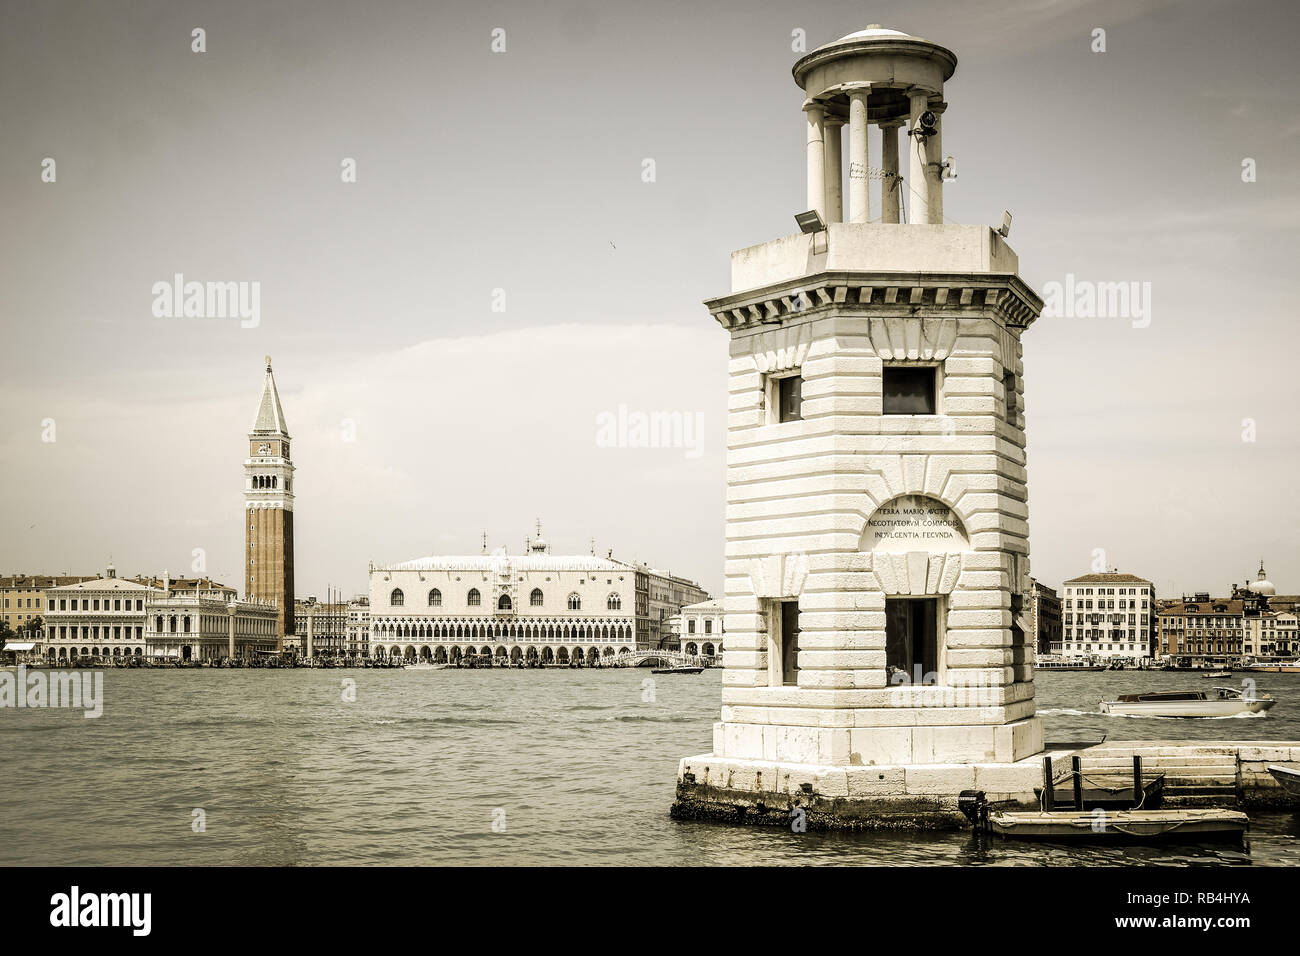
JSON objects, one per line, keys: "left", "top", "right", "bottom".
{"left": 2, "top": 0, "right": 1298, "bottom": 601}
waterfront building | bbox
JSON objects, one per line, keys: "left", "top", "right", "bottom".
{"left": 2, "top": 572, "right": 97, "bottom": 635}
{"left": 1060, "top": 572, "right": 1155, "bottom": 662}
{"left": 1158, "top": 599, "right": 1244, "bottom": 662}
{"left": 42, "top": 566, "right": 158, "bottom": 661}
{"left": 145, "top": 581, "right": 279, "bottom": 662}
{"left": 1027, "top": 578, "right": 1061, "bottom": 655}
{"left": 680, "top": 599, "right": 723, "bottom": 658}
{"left": 245, "top": 357, "right": 295, "bottom": 646}
{"left": 645, "top": 572, "right": 712, "bottom": 648}
{"left": 345, "top": 596, "right": 370, "bottom": 657}
{"left": 676, "top": 25, "right": 1050, "bottom": 827}
{"left": 1159, "top": 564, "right": 1296, "bottom": 663}
{"left": 294, "top": 597, "right": 349, "bottom": 657}
{"left": 368, "top": 527, "right": 709, "bottom": 663}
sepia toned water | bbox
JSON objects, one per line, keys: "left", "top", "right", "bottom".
{"left": 2, "top": 668, "right": 1299, "bottom": 866}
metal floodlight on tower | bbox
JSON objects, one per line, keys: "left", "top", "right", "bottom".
{"left": 794, "top": 209, "right": 827, "bottom": 234}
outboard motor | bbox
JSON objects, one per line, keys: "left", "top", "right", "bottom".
{"left": 958, "top": 790, "right": 988, "bottom": 830}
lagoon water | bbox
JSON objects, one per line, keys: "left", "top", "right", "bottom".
{"left": 2, "top": 668, "right": 1298, "bottom": 866}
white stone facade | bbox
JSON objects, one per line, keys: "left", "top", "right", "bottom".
{"left": 145, "top": 593, "right": 279, "bottom": 661}
{"left": 369, "top": 539, "right": 639, "bottom": 664}
{"left": 43, "top": 571, "right": 157, "bottom": 660}
{"left": 680, "top": 599, "right": 723, "bottom": 657}
{"left": 1059, "top": 573, "right": 1154, "bottom": 662}
{"left": 685, "top": 25, "right": 1044, "bottom": 775}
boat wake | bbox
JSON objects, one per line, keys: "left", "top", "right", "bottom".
{"left": 1099, "top": 709, "right": 1271, "bottom": 721}
{"left": 1038, "top": 707, "right": 1271, "bottom": 720}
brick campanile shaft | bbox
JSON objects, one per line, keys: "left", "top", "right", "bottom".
{"left": 244, "top": 356, "right": 296, "bottom": 648}
{"left": 672, "top": 26, "right": 1048, "bottom": 828}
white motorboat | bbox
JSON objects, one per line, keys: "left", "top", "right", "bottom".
{"left": 1099, "top": 686, "right": 1275, "bottom": 718}
{"left": 1245, "top": 659, "right": 1300, "bottom": 673}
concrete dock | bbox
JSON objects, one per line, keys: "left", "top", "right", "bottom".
{"left": 671, "top": 741, "right": 1300, "bottom": 830}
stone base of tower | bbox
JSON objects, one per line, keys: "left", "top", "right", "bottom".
{"left": 671, "top": 717, "right": 1045, "bottom": 830}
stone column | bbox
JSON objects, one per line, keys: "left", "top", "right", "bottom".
{"left": 879, "top": 120, "right": 904, "bottom": 224}
{"left": 907, "top": 90, "right": 931, "bottom": 225}
{"left": 926, "top": 101, "right": 946, "bottom": 224}
{"left": 823, "top": 116, "right": 843, "bottom": 223}
{"left": 306, "top": 609, "right": 313, "bottom": 659}
{"left": 804, "top": 101, "right": 825, "bottom": 218}
{"left": 847, "top": 88, "right": 871, "bottom": 223}
{"left": 227, "top": 605, "right": 235, "bottom": 660}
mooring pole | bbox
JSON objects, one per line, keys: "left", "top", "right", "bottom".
{"left": 1133, "top": 755, "right": 1143, "bottom": 807}
{"left": 1042, "top": 756, "right": 1054, "bottom": 811}
{"left": 1071, "top": 755, "right": 1083, "bottom": 811}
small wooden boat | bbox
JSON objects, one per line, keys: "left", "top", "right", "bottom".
{"left": 1201, "top": 670, "right": 1231, "bottom": 679}
{"left": 1100, "top": 686, "right": 1274, "bottom": 718}
{"left": 651, "top": 665, "right": 704, "bottom": 674}
{"left": 985, "top": 808, "right": 1249, "bottom": 842}
{"left": 1267, "top": 765, "right": 1300, "bottom": 796}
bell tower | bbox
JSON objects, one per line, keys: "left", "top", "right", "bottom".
{"left": 674, "top": 27, "right": 1047, "bottom": 827}
{"left": 244, "top": 356, "right": 295, "bottom": 647}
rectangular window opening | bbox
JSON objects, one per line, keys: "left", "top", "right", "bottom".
{"left": 885, "top": 597, "right": 939, "bottom": 683}
{"left": 773, "top": 599, "right": 800, "bottom": 687}
{"left": 776, "top": 375, "right": 803, "bottom": 423}
{"left": 1003, "top": 369, "right": 1017, "bottom": 427}
{"left": 882, "top": 365, "right": 937, "bottom": 415}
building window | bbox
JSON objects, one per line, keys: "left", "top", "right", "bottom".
{"left": 776, "top": 374, "right": 803, "bottom": 423}
{"left": 704, "top": 619, "right": 713, "bottom": 634}
{"left": 688, "top": 620, "right": 696, "bottom": 634}
{"left": 568, "top": 593, "right": 581, "bottom": 610}
{"left": 530, "top": 588, "right": 544, "bottom": 607}
{"left": 770, "top": 600, "right": 800, "bottom": 687}
{"left": 498, "top": 594, "right": 512, "bottom": 611}
{"left": 886, "top": 597, "right": 940, "bottom": 682}
{"left": 882, "top": 365, "right": 937, "bottom": 415}
{"left": 467, "top": 589, "right": 481, "bottom": 606}
{"left": 607, "top": 593, "right": 621, "bottom": 610}
{"left": 428, "top": 589, "right": 441, "bottom": 607}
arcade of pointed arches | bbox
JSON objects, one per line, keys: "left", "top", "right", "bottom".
{"left": 371, "top": 643, "right": 633, "bottom": 664}
{"left": 370, "top": 615, "right": 637, "bottom": 663}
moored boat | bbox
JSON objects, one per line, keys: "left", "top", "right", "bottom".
{"left": 984, "top": 808, "right": 1250, "bottom": 842}
{"left": 651, "top": 665, "right": 704, "bottom": 674}
{"left": 1267, "top": 765, "right": 1300, "bottom": 796}
{"left": 1099, "top": 686, "right": 1275, "bottom": 718}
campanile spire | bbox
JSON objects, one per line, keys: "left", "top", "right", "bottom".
{"left": 245, "top": 358, "right": 296, "bottom": 646}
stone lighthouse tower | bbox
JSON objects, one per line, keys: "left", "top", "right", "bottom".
{"left": 673, "top": 27, "right": 1047, "bottom": 827}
